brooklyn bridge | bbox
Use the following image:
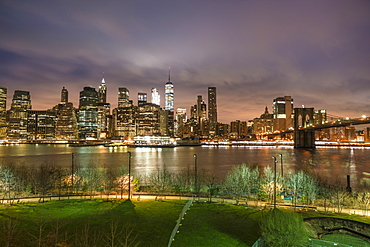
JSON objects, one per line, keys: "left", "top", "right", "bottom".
{"left": 290, "top": 108, "right": 370, "bottom": 148}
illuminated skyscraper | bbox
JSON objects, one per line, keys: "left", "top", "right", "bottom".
{"left": 165, "top": 69, "right": 174, "bottom": 111}
{"left": 98, "top": 74, "right": 107, "bottom": 103}
{"left": 78, "top": 86, "right": 98, "bottom": 139}
{"left": 196, "top": 95, "right": 207, "bottom": 136}
{"left": 97, "top": 75, "right": 110, "bottom": 139}
{"left": 27, "top": 110, "right": 56, "bottom": 140}
{"left": 61, "top": 86, "right": 68, "bottom": 104}
{"left": 164, "top": 68, "right": 174, "bottom": 136}
{"left": 208, "top": 87, "right": 217, "bottom": 135}
{"left": 273, "top": 96, "right": 294, "bottom": 132}
{"left": 118, "top": 87, "right": 130, "bottom": 108}
{"left": 138, "top": 93, "right": 147, "bottom": 106}
{"left": 54, "top": 87, "right": 78, "bottom": 140}
{"left": 151, "top": 88, "right": 160, "bottom": 106}
{"left": 7, "top": 90, "right": 32, "bottom": 139}
{"left": 0, "top": 86, "right": 7, "bottom": 138}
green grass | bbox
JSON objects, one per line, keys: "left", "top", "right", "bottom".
{"left": 0, "top": 199, "right": 186, "bottom": 247}
{"left": 322, "top": 234, "right": 370, "bottom": 247}
{"left": 1, "top": 199, "right": 370, "bottom": 247}
{"left": 172, "top": 202, "right": 263, "bottom": 247}
{"left": 297, "top": 210, "right": 370, "bottom": 224}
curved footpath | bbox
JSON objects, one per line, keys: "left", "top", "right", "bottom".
{"left": 3, "top": 194, "right": 370, "bottom": 218}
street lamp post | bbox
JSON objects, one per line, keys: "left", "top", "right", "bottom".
{"left": 279, "top": 153, "right": 284, "bottom": 177}
{"left": 272, "top": 156, "right": 277, "bottom": 209}
{"left": 127, "top": 151, "right": 132, "bottom": 200}
{"left": 193, "top": 154, "right": 198, "bottom": 197}
{"left": 71, "top": 153, "right": 75, "bottom": 196}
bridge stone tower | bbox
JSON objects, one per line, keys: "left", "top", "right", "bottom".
{"left": 294, "top": 107, "right": 315, "bottom": 148}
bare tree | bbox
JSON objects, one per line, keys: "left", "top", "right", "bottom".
{"left": 223, "top": 164, "right": 259, "bottom": 205}
{"left": 200, "top": 170, "right": 218, "bottom": 202}
{"left": 147, "top": 166, "right": 173, "bottom": 200}
{"left": 79, "top": 162, "right": 104, "bottom": 199}
{"left": 0, "top": 217, "right": 21, "bottom": 247}
{"left": 0, "top": 165, "right": 17, "bottom": 204}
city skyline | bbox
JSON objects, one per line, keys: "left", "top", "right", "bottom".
{"left": 1, "top": 0, "right": 369, "bottom": 123}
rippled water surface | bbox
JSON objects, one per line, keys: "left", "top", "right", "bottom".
{"left": 1, "top": 144, "right": 369, "bottom": 187}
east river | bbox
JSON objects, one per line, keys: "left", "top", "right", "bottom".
{"left": 0, "top": 144, "right": 370, "bottom": 188}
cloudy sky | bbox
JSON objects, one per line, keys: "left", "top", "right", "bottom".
{"left": 1, "top": 0, "right": 369, "bottom": 123}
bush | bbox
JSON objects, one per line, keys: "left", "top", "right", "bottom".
{"left": 260, "top": 209, "right": 308, "bottom": 247}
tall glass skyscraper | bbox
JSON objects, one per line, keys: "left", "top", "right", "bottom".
{"left": 0, "top": 86, "right": 7, "bottom": 138}
{"left": 164, "top": 69, "right": 174, "bottom": 136}
{"left": 78, "top": 86, "right": 98, "bottom": 139}
{"left": 7, "top": 90, "right": 32, "bottom": 139}
{"left": 98, "top": 75, "right": 107, "bottom": 103}
{"left": 151, "top": 88, "right": 160, "bottom": 106}
{"left": 118, "top": 87, "right": 130, "bottom": 108}
{"left": 273, "top": 96, "right": 294, "bottom": 131}
{"left": 208, "top": 87, "right": 217, "bottom": 135}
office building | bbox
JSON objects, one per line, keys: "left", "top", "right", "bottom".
{"left": 118, "top": 87, "right": 130, "bottom": 108}
{"left": 61, "top": 86, "right": 68, "bottom": 104}
{"left": 273, "top": 96, "right": 293, "bottom": 132}
{"left": 98, "top": 75, "right": 107, "bottom": 104}
{"left": 175, "top": 108, "right": 187, "bottom": 137}
{"left": 253, "top": 106, "right": 274, "bottom": 139}
{"left": 0, "top": 86, "right": 7, "bottom": 138}
{"left": 27, "top": 110, "right": 56, "bottom": 140}
{"left": 138, "top": 93, "right": 147, "bottom": 106}
{"left": 208, "top": 87, "right": 217, "bottom": 135}
{"left": 97, "top": 76, "right": 110, "bottom": 139}
{"left": 230, "top": 120, "right": 247, "bottom": 138}
{"left": 197, "top": 95, "right": 207, "bottom": 136}
{"left": 78, "top": 86, "right": 98, "bottom": 139}
{"left": 164, "top": 69, "right": 174, "bottom": 136}
{"left": 54, "top": 87, "right": 78, "bottom": 140}
{"left": 151, "top": 88, "right": 160, "bottom": 106}
{"left": 7, "top": 90, "right": 32, "bottom": 139}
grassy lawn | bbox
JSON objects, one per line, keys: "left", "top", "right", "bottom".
{"left": 1, "top": 199, "right": 370, "bottom": 247}
{"left": 0, "top": 199, "right": 186, "bottom": 247}
{"left": 171, "top": 201, "right": 263, "bottom": 247}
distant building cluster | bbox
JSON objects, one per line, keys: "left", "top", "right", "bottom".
{"left": 0, "top": 74, "right": 368, "bottom": 142}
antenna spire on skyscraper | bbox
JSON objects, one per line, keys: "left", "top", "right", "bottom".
{"left": 168, "top": 66, "right": 171, "bottom": 82}
{"left": 102, "top": 72, "right": 105, "bottom": 84}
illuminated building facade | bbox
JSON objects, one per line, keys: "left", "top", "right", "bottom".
{"left": 253, "top": 106, "right": 274, "bottom": 138}
{"left": 151, "top": 88, "right": 160, "bottom": 106}
{"left": 97, "top": 76, "right": 110, "bottom": 139}
{"left": 7, "top": 90, "right": 32, "bottom": 139}
{"left": 273, "top": 96, "right": 293, "bottom": 132}
{"left": 208, "top": 87, "right": 217, "bottom": 136}
{"left": 0, "top": 86, "right": 7, "bottom": 138}
{"left": 230, "top": 120, "right": 247, "bottom": 138}
{"left": 138, "top": 93, "right": 147, "bottom": 106}
{"left": 98, "top": 76, "right": 107, "bottom": 104}
{"left": 113, "top": 89, "right": 136, "bottom": 139}
{"left": 78, "top": 86, "right": 98, "bottom": 139}
{"left": 197, "top": 95, "right": 207, "bottom": 136}
{"left": 164, "top": 69, "right": 174, "bottom": 136}
{"left": 136, "top": 103, "right": 161, "bottom": 136}
{"left": 54, "top": 87, "right": 78, "bottom": 140}
{"left": 175, "top": 108, "right": 187, "bottom": 137}
{"left": 27, "top": 110, "right": 56, "bottom": 140}
{"left": 118, "top": 87, "right": 130, "bottom": 108}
